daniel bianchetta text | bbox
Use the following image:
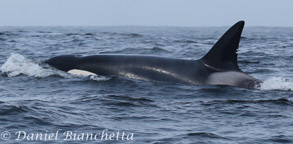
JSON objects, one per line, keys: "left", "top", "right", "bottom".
{"left": 1, "top": 129, "right": 134, "bottom": 141}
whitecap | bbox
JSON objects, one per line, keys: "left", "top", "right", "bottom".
{"left": 259, "top": 77, "right": 293, "bottom": 91}
{"left": 1, "top": 53, "right": 65, "bottom": 78}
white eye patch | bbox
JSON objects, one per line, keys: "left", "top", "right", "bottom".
{"left": 67, "top": 69, "right": 97, "bottom": 76}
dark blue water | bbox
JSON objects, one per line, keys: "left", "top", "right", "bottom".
{"left": 0, "top": 26, "right": 293, "bottom": 144}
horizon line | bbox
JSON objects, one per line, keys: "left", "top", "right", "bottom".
{"left": 1, "top": 25, "right": 293, "bottom": 28}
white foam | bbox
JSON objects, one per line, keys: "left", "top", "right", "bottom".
{"left": 89, "top": 75, "right": 111, "bottom": 81}
{"left": 259, "top": 77, "right": 293, "bottom": 91}
{"left": 1, "top": 53, "right": 63, "bottom": 78}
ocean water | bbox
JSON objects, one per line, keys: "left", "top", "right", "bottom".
{"left": 0, "top": 26, "right": 293, "bottom": 144}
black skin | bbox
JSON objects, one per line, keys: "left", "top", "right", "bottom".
{"left": 45, "top": 55, "right": 261, "bottom": 89}
{"left": 45, "top": 55, "right": 216, "bottom": 85}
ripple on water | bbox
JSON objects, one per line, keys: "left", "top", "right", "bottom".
{"left": 0, "top": 105, "right": 29, "bottom": 115}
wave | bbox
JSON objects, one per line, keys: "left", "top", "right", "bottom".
{"left": 202, "top": 98, "right": 292, "bottom": 106}
{"left": 186, "top": 132, "right": 228, "bottom": 139}
{"left": 0, "top": 105, "right": 29, "bottom": 115}
{"left": 0, "top": 38, "right": 7, "bottom": 41}
{"left": 101, "top": 32, "right": 143, "bottom": 37}
{"left": 174, "top": 39, "right": 198, "bottom": 43}
{"left": 100, "top": 47, "right": 169, "bottom": 54}
{"left": 268, "top": 135, "right": 293, "bottom": 143}
{"left": 151, "top": 46, "right": 169, "bottom": 52}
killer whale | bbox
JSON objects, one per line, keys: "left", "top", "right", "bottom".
{"left": 45, "top": 21, "right": 261, "bottom": 89}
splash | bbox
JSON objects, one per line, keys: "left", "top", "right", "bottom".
{"left": 0, "top": 53, "right": 61, "bottom": 78}
{"left": 260, "top": 77, "right": 293, "bottom": 91}
{"left": 1, "top": 53, "right": 111, "bottom": 82}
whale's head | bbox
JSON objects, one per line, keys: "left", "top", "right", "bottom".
{"left": 45, "top": 55, "right": 79, "bottom": 72}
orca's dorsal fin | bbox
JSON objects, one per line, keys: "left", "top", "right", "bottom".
{"left": 201, "top": 21, "right": 245, "bottom": 72}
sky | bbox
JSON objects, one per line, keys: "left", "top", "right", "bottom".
{"left": 0, "top": 0, "right": 293, "bottom": 27}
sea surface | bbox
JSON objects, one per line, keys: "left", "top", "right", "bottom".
{"left": 0, "top": 26, "right": 293, "bottom": 144}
